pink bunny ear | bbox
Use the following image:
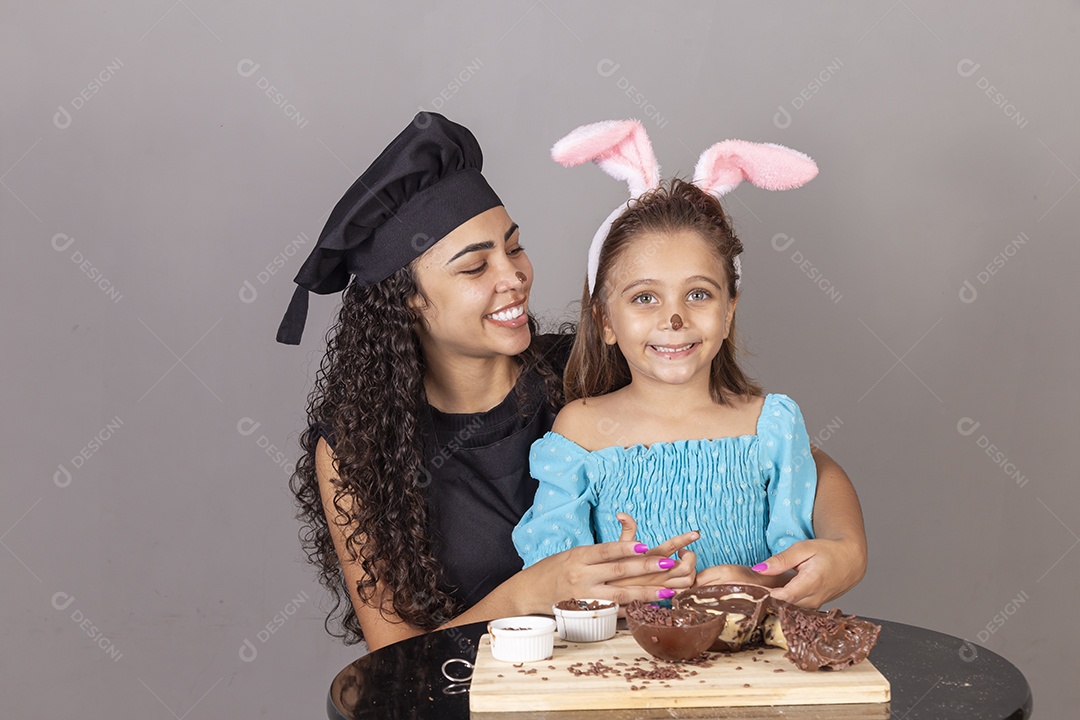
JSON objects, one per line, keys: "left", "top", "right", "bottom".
{"left": 552, "top": 120, "right": 660, "bottom": 197}
{"left": 693, "top": 140, "right": 818, "bottom": 197}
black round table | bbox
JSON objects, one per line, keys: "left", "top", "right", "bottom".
{"left": 327, "top": 619, "right": 1031, "bottom": 719}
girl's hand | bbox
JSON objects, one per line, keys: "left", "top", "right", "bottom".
{"left": 607, "top": 513, "right": 698, "bottom": 589}
{"left": 524, "top": 533, "right": 700, "bottom": 609}
{"left": 753, "top": 537, "right": 866, "bottom": 608}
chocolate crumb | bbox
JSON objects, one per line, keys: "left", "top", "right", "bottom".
{"left": 547, "top": 665, "right": 555, "bottom": 670}
{"left": 735, "top": 666, "right": 742, "bottom": 670}
{"left": 773, "top": 668, "right": 785, "bottom": 673}
{"left": 513, "top": 663, "right": 523, "bottom": 668}
{"left": 554, "top": 644, "right": 568, "bottom": 649}
{"left": 541, "top": 677, "right": 548, "bottom": 681}
{"left": 743, "top": 683, "right": 751, "bottom": 688}
{"left": 497, "top": 674, "right": 503, "bottom": 678}
{"left": 556, "top": 598, "right": 616, "bottom": 611}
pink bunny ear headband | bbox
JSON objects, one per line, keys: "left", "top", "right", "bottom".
{"left": 551, "top": 119, "right": 819, "bottom": 296}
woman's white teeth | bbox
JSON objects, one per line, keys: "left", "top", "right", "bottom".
{"left": 487, "top": 304, "right": 524, "bottom": 322}
{"left": 653, "top": 343, "right": 695, "bottom": 353}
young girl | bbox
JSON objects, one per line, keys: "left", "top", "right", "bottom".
{"left": 513, "top": 120, "right": 824, "bottom": 594}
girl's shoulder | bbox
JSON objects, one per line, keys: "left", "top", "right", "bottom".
{"left": 550, "top": 396, "right": 602, "bottom": 445}
{"left": 755, "top": 393, "right": 807, "bottom": 434}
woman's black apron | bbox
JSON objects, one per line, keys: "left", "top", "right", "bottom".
{"left": 419, "top": 367, "right": 556, "bottom": 610}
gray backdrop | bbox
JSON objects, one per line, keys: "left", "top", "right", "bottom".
{"left": 3, "top": 2, "right": 1076, "bottom": 717}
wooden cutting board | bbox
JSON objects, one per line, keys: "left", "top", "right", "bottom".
{"left": 469, "top": 629, "right": 890, "bottom": 713}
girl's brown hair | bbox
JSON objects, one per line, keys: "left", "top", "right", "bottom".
{"left": 564, "top": 178, "right": 762, "bottom": 405}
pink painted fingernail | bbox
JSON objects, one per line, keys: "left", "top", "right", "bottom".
{"left": 634, "top": 543, "right": 649, "bottom": 554}
{"left": 752, "top": 562, "right": 768, "bottom": 572}
{"left": 658, "top": 558, "right": 675, "bottom": 570}
{"left": 657, "top": 588, "right": 675, "bottom": 599}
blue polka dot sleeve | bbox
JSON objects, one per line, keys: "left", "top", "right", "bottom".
{"left": 758, "top": 394, "right": 817, "bottom": 555}
{"left": 512, "top": 432, "right": 598, "bottom": 568}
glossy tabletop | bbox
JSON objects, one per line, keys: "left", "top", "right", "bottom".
{"left": 327, "top": 618, "right": 1032, "bottom": 720}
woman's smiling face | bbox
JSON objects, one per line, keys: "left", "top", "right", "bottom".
{"left": 410, "top": 206, "right": 534, "bottom": 360}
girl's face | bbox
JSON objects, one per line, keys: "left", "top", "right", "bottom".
{"left": 410, "top": 206, "right": 533, "bottom": 361}
{"left": 599, "top": 229, "right": 736, "bottom": 389}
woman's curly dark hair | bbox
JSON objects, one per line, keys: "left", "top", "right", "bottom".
{"left": 290, "top": 263, "right": 565, "bottom": 645}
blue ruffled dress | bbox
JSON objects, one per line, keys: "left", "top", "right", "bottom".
{"left": 512, "top": 393, "right": 817, "bottom": 571}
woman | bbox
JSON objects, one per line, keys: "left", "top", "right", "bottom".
{"left": 278, "top": 113, "right": 866, "bottom": 651}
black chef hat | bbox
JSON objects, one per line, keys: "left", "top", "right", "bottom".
{"left": 276, "top": 112, "right": 503, "bottom": 345}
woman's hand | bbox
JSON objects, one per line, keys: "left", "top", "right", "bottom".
{"left": 606, "top": 513, "right": 698, "bottom": 590}
{"left": 693, "top": 563, "right": 791, "bottom": 589}
{"left": 753, "top": 537, "right": 866, "bottom": 608}
{"left": 520, "top": 524, "right": 700, "bottom": 610}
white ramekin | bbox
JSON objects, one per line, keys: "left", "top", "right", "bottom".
{"left": 487, "top": 616, "right": 556, "bottom": 663}
{"left": 551, "top": 599, "right": 619, "bottom": 642}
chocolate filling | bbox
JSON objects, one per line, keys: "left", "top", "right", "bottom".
{"left": 765, "top": 598, "right": 882, "bottom": 671}
{"left": 671, "top": 583, "right": 881, "bottom": 671}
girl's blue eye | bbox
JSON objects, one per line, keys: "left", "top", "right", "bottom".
{"left": 632, "top": 293, "right": 655, "bottom": 304}
{"left": 688, "top": 289, "right": 711, "bottom": 301}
